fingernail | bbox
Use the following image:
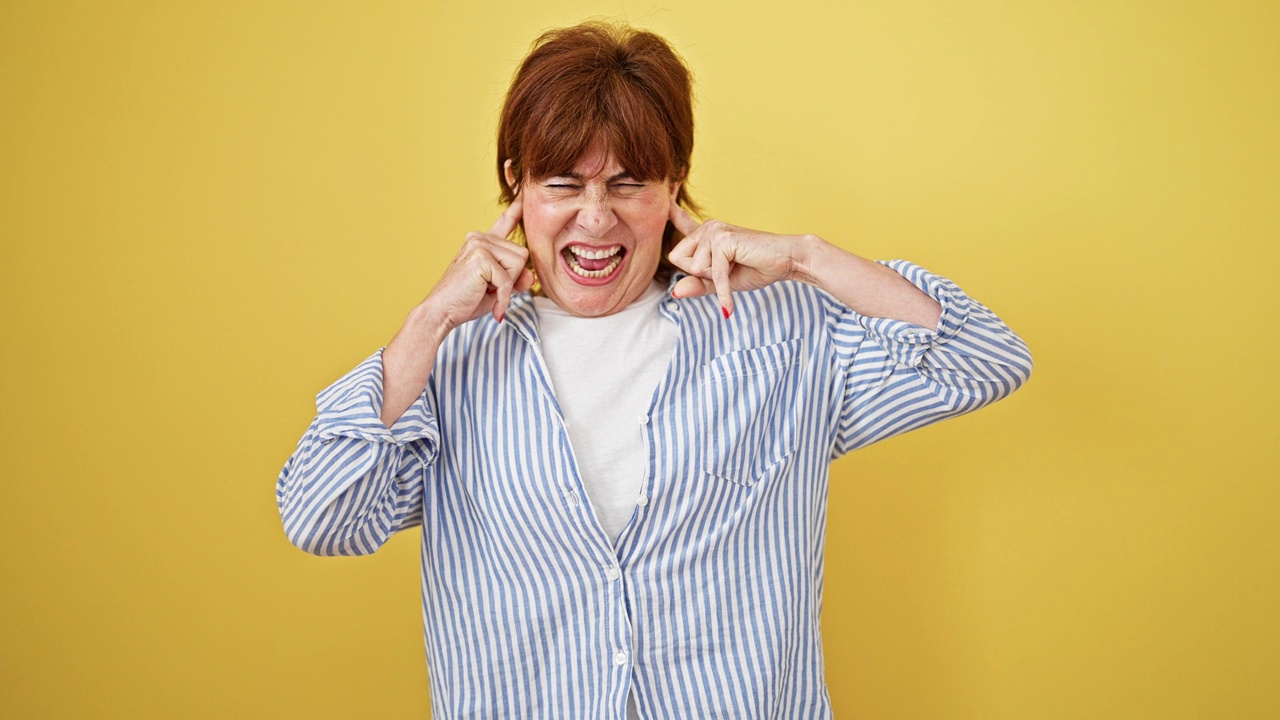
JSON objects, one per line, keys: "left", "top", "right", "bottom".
{"left": 721, "top": 306, "right": 730, "bottom": 320}
{"left": 498, "top": 312, "right": 505, "bottom": 323}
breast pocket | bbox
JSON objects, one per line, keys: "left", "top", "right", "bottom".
{"left": 702, "top": 339, "right": 805, "bottom": 487}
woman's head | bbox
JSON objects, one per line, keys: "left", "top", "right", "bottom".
{"left": 497, "top": 21, "right": 697, "bottom": 316}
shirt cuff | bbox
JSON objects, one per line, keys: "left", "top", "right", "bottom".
{"left": 848, "top": 259, "right": 972, "bottom": 368}
{"left": 314, "top": 348, "right": 440, "bottom": 447}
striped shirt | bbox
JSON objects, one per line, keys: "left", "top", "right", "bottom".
{"left": 277, "top": 260, "right": 1033, "bottom": 719}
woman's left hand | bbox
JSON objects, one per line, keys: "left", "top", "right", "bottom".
{"left": 667, "top": 201, "right": 813, "bottom": 318}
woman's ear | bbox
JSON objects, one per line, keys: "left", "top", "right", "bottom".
{"left": 503, "top": 159, "right": 517, "bottom": 193}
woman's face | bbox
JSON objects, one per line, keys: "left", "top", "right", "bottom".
{"left": 515, "top": 148, "right": 676, "bottom": 318}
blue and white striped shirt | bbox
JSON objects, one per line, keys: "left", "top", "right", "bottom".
{"left": 277, "top": 260, "right": 1032, "bottom": 719}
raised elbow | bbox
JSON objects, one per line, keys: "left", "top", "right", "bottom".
{"left": 279, "top": 497, "right": 392, "bottom": 557}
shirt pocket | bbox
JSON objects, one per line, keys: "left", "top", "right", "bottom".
{"left": 701, "top": 338, "right": 804, "bottom": 487}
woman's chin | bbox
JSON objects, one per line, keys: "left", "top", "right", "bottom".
{"left": 542, "top": 271, "right": 646, "bottom": 318}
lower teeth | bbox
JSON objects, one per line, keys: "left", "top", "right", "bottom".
{"left": 568, "top": 254, "right": 621, "bottom": 278}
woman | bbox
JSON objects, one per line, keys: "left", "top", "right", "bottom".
{"left": 278, "top": 21, "right": 1031, "bottom": 719}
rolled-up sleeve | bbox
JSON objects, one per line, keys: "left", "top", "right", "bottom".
{"left": 276, "top": 349, "right": 439, "bottom": 556}
{"left": 828, "top": 260, "right": 1033, "bottom": 458}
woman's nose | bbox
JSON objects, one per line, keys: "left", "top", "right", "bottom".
{"left": 576, "top": 190, "right": 618, "bottom": 236}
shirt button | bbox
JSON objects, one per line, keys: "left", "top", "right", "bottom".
{"left": 636, "top": 495, "right": 649, "bottom": 507}
{"left": 614, "top": 651, "right": 628, "bottom": 666}
{"left": 567, "top": 492, "right": 580, "bottom": 507}
{"left": 638, "top": 414, "right": 649, "bottom": 425}
{"left": 605, "top": 565, "right": 621, "bottom": 581}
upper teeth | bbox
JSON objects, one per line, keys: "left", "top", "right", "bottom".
{"left": 569, "top": 245, "right": 621, "bottom": 260}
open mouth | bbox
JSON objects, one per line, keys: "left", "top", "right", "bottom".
{"left": 562, "top": 244, "right": 626, "bottom": 279}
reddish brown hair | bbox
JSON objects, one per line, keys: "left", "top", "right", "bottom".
{"left": 497, "top": 21, "right": 698, "bottom": 280}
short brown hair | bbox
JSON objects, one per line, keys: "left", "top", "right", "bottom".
{"left": 497, "top": 21, "right": 698, "bottom": 280}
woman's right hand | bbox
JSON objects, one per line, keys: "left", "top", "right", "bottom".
{"left": 381, "top": 196, "right": 532, "bottom": 428}
{"left": 419, "top": 193, "right": 533, "bottom": 334}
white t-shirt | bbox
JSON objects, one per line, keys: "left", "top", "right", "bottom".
{"left": 535, "top": 282, "right": 676, "bottom": 720}
{"left": 532, "top": 281, "right": 678, "bottom": 546}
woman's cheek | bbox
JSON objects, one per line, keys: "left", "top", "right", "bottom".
{"left": 522, "top": 203, "right": 559, "bottom": 243}
{"left": 646, "top": 198, "right": 673, "bottom": 236}
{"left": 620, "top": 194, "right": 669, "bottom": 236}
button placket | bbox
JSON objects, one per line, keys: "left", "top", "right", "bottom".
{"left": 605, "top": 562, "right": 631, "bottom": 677}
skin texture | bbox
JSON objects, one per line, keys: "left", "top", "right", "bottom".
{"left": 665, "top": 202, "right": 943, "bottom": 330}
{"left": 511, "top": 148, "right": 677, "bottom": 318}
{"left": 377, "top": 193, "right": 531, "bottom": 428}
{"left": 377, "top": 155, "right": 943, "bottom": 428}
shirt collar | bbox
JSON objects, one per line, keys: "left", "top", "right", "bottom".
{"left": 660, "top": 272, "right": 686, "bottom": 323}
{"left": 502, "top": 292, "right": 540, "bottom": 346}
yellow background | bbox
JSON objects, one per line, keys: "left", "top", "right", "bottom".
{"left": 2, "top": 0, "right": 1276, "bottom": 717}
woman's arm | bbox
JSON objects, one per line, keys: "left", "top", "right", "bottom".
{"left": 276, "top": 352, "right": 434, "bottom": 555}
{"left": 665, "top": 202, "right": 1032, "bottom": 456}
{"left": 277, "top": 198, "right": 531, "bottom": 554}
{"left": 789, "top": 235, "right": 941, "bottom": 329}
{"left": 666, "top": 203, "right": 940, "bottom": 328}
{"left": 820, "top": 259, "right": 1032, "bottom": 456}
{"left": 381, "top": 195, "right": 531, "bottom": 427}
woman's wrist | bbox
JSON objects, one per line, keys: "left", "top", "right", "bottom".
{"left": 787, "top": 233, "right": 834, "bottom": 287}
{"left": 404, "top": 299, "right": 457, "bottom": 350}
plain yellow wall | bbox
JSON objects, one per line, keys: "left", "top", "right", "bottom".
{"left": 2, "top": 1, "right": 1276, "bottom": 717}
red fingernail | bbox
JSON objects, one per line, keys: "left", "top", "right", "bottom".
{"left": 498, "top": 312, "right": 505, "bottom": 323}
{"left": 721, "top": 306, "right": 730, "bottom": 319}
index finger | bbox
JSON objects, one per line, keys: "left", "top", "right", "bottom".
{"left": 488, "top": 192, "right": 523, "bottom": 238}
{"left": 669, "top": 199, "right": 700, "bottom": 236}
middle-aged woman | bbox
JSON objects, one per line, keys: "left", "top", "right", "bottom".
{"left": 278, "top": 21, "right": 1032, "bottom": 720}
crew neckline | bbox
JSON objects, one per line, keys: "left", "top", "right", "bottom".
{"left": 532, "top": 281, "right": 667, "bottom": 319}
